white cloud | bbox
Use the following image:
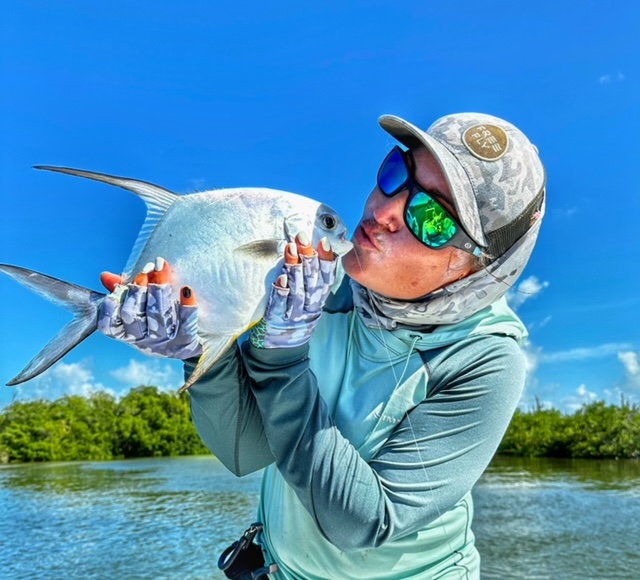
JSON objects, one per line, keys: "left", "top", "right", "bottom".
{"left": 551, "top": 206, "right": 577, "bottom": 219}
{"left": 518, "top": 341, "right": 543, "bottom": 409}
{"left": 9, "top": 357, "right": 184, "bottom": 404}
{"left": 540, "top": 342, "right": 633, "bottom": 363}
{"left": 562, "top": 383, "right": 598, "bottom": 413}
{"left": 14, "top": 359, "right": 113, "bottom": 401}
{"left": 538, "top": 315, "right": 552, "bottom": 328}
{"left": 599, "top": 71, "right": 625, "bottom": 85}
{"left": 110, "top": 358, "right": 183, "bottom": 392}
{"left": 506, "top": 275, "right": 549, "bottom": 310}
{"left": 527, "top": 315, "right": 552, "bottom": 332}
{"left": 519, "top": 345, "right": 640, "bottom": 412}
{"left": 618, "top": 351, "right": 640, "bottom": 387}
{"left": 618, "top": 351, "right": 639, "bottom": 375}
{"left": 522, "top": 341, "right": 540, "bottom": 376}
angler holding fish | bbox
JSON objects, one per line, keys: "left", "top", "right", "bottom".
{"left": 2, "top": 111, "right": 546, "bottom": 579}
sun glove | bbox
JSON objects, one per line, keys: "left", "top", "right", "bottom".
{"left": 250, "top": 251, "right": 338, "bottom": 349}
{"left": 98, "top": 282, "right": 203, "bottom": 359}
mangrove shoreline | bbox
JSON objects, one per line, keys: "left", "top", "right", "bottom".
{"left": 1, "top": 387, "right": 639, "bottom": 464}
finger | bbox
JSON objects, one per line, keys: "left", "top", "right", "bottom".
{"left": 283, "top": 262, "right": 305, "bottom": 320}
{"left": 120, "top": 284, "right": 148, "bottom": 340}
{"left": 97, "top": 285, "right": 129, "bottom": 339}
{"left": 100, "top": 271, "right": 124, "bottom": 293}
{"left": 318, "top": 237, "right": 334, "bottom": 261}
{"left": 275, "top": 274, "right": 288, "bottom": 289}
{"left": 180, "top": 286, "right": 197, "bottom": 306}
{"left": 285, "top": 242, "right": 300, "bottom": 265}
{"left": 146, "top": 283, "right": 177, "bottom": 340}
{"left": 301, "top": 253, "right": 320, "bottom": 311}
{"left": 134, "top": 261, "right": 155, "bottom": 286}
{"left": 148, "top": 257, "right": 171, "bottom": 285}
{"left": 171, "top": 304, "right": 203, "bottom": 358}
{"left": 296, "top": 231, "right": 315, "bottom": 257}
{"left": 264, "top": 278, "right": 291, "bottom": 321}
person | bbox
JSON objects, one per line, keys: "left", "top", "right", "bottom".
{"left": 99, "top": 112, "right": 546, "bottom": 579}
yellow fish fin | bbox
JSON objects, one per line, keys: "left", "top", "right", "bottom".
{"left": 178, "top": 335, "right": 236, "bottom": 394}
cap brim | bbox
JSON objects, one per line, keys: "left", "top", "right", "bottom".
{"left": 378, "top": 115, "right": 487, "bottom": 248}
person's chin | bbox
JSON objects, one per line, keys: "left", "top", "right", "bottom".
{"left": 342, "top": 249, "right": 367, "bottom": 279}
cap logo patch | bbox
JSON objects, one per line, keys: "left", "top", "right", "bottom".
{"left": 462, "top": 124, "right": 509, "bottom": 161}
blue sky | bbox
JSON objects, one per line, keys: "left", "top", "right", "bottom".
{"left": 1, "top": 1, "right": 638, "bottom": 412}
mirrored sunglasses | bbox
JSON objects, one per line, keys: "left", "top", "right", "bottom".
{"left": 377, "top": 146, "right": 480, "bottom": 255}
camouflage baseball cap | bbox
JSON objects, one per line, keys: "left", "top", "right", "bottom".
{"left": 379, "top": 113, "right": 546, "bottom": 258}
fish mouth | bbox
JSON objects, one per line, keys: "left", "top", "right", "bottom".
{"left": 338, "top": 231, "right": 354, "bottom": 253}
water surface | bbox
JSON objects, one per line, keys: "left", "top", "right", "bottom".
{"left": 2, "top": 456, "right": 639, "bottom": 579}
{"left": 474, "top": 457, "right": 640, "bottom": 579}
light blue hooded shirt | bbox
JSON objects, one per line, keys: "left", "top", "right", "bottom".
{"left": 188, "top": 295, "right": 527, "bottom": 579}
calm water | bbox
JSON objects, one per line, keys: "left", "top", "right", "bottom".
{"left": 1, "top": 456, "right": 639, "bottom": 579}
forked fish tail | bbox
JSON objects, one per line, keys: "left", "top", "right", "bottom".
{"left": 0, "top": 264, "right": 105, "bottom": 385}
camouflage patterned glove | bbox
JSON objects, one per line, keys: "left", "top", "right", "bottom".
{"left": 98, "top": 258, "right": 203, "bottom": 360}
{"left": 250, "top": 238, "right": 337, "bottom": 349}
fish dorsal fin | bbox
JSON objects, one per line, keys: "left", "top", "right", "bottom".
{"left": 34, "top": 166, "right": 180, "bottom": 278}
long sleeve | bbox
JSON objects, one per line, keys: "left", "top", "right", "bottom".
{"left": 243, "top": 334, "right": 525, "bottom": 552}
{"left": 185, "top": 343, "right": 275, "bottom": 476}
{"left": 185, "top": 276, "right": 354, "bottom": 476}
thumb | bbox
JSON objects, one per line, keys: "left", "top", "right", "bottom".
{"left": 100, "top": 271, "right": 125, "bottom": 293}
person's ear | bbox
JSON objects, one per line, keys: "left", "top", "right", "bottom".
{"left": 447, "top": 250, "right": 474, "bottom": 280}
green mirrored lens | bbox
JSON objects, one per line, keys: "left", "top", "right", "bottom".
{"left": 406, "top": 192, "right": 457, "bottom": 247}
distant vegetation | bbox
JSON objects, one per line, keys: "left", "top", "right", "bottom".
{"left": 499, "top": 399, "right": 640, "bottom": 459}
{"left": 1, "top": 389, "right": 639, "bottom": 463}
{"left": 0, "top": 386, "right": 210, "bottom": 464}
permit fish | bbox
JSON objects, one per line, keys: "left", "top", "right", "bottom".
{"left": 0, "top": 166, "right": 352, "bottom": 391}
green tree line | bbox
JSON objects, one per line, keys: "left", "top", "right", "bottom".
{"left": 2, "top": 389, "right": 640, "bottom": 463}
{"left": 499, "top": 399, "right": 640, "bottom": 459}
{"left": 0, "top": 386, "right": 210, "bottom": 463}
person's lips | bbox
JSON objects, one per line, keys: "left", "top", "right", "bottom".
{"left": 354, "top": 221, "right": 381, "bottom": 250}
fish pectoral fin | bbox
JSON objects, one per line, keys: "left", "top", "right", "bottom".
{"left": 179, "top": 335, "right": 237, "bottom": 393}
{"left": 234, "top": 239, "right": 286, "bottom": 261}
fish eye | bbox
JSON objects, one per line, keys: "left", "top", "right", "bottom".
{"left": 321, "top": 214, "right": 337, "bottom": 230}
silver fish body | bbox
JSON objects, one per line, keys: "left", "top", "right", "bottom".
{"left": 0, "top": 167, "right": 351, "bottom": 390}
{"left": 134, "top": 188, "right": 350, "bottom": 353}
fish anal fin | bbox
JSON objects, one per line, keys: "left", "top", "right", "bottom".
{"left": 179, "top": 335, "right": 236, "bottom": 393}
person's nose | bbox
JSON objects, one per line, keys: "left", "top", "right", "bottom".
{"left": 372, "top": 189, "right": 407, "bottom": 232}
